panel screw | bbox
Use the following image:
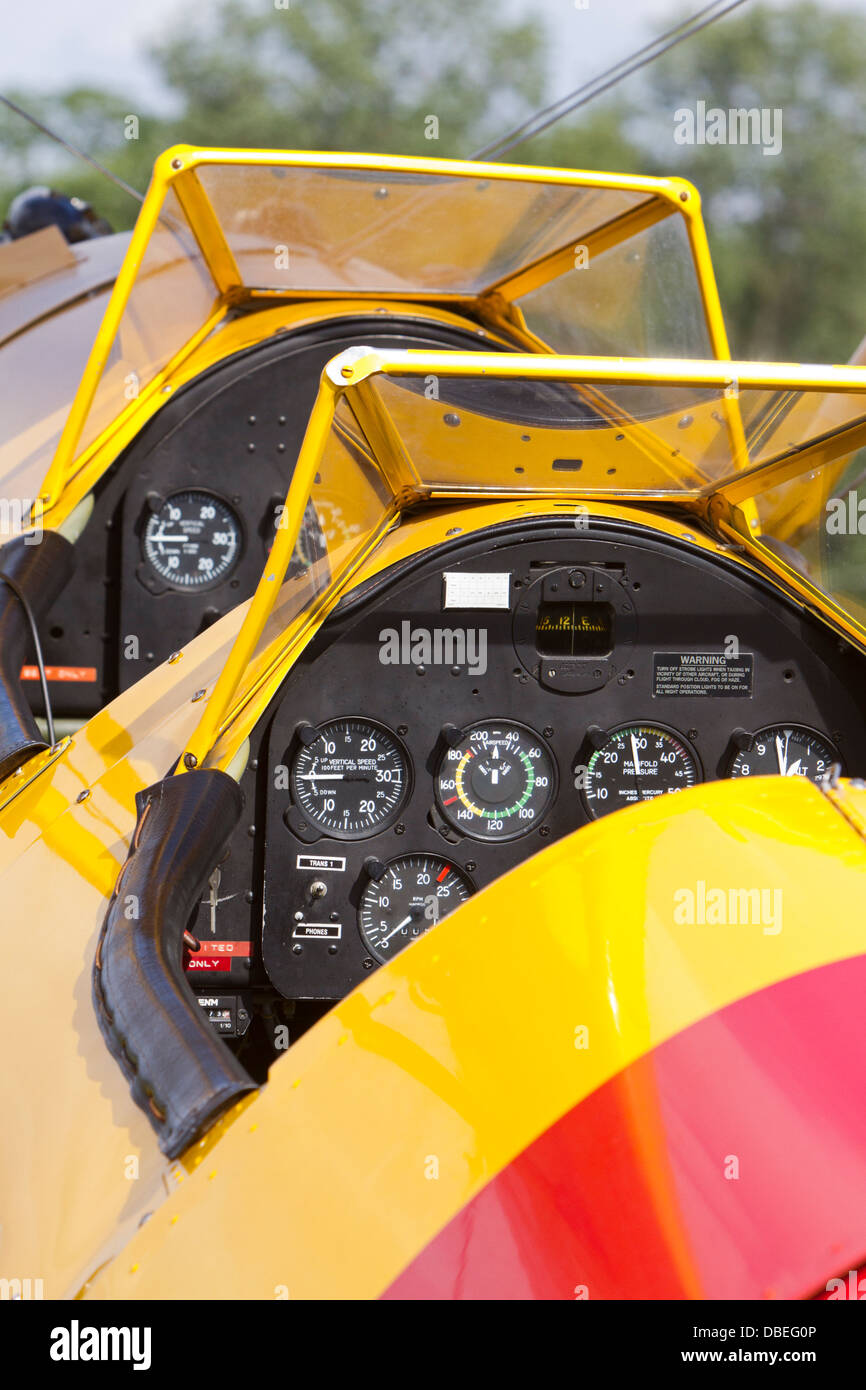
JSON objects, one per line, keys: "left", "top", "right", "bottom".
{"left": 543, "top": 727, "right": 554, "bottom": 738}
{"left": 77, "top": 789, "right": 90, "bottom": 803}
{"left": 192, "top": 689, "right": 207, "bottom": 702}
{"left": 363, "top": 958, "right": 375, "bottom": 969}
{"left": 168, "top": 651, "right": 182, "bottom": 664}
{"left": 183, "top": 752, "right": 198, "bottom": 769}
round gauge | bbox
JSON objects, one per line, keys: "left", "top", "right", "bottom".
{"left": 142, "top": 490, "right": 242, "bottom": 590}
{"left": 435, "top": 720, "right": 556, "bottom": 841}
{"left": 727, "top": 725, "right": 842, "bottom": 782}
{"left": 358, "top": 854, "right": 474, "bottom": 962}
{"left": 582, "top": 723, "right": 701, "bottom": 821}
{"left": 290, "top": 718, "right": 411, "bottom": 840}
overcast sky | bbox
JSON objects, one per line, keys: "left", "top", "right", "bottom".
{"left": 1, "top": 0, "right": 863, "bottom": 108}
{"left": 0, "top": 0, "right": 785, "bottom": 105}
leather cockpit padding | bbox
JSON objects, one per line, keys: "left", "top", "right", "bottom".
{"left": 0, "top": 530, "right": 74, "bottom": 779}
{"left": 93, "top": 769, "right": 256, "bottom": 1158}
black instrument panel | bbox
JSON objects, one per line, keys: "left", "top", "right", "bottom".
{"left": 23, "top": 315, "right": 510, "bottom": 718}
{"left": 192, "top": 514, "right": 866, "bottom": 1009}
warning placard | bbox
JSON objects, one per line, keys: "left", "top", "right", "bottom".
{"left": 653, "top": 652, "right": 753, "bottom": 698}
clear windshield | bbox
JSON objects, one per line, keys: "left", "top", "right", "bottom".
{"left": 196, "top": 350, "right": 866, "bottom": 765}
{"left": 29, "top": 152, "right": 717, "bottom": 487}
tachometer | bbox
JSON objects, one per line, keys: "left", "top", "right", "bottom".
{"left": 581, "top": 722, "right": 700, "bottom": 820}
{"left": 358, "top": 854, "right": 474, "bottom": 962}
{"left": 289, "top": 718, "right": 411, "bottom": 839}
{"left": 726, "top": 724, "right": 841, "bottom": 782}
{"left": 142, "top": 489, "right": 242, "bottom": 590}
{"left": 434, "top": 720, "right": 556, "bottom": 841}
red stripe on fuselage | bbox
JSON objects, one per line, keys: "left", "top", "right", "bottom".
{"left": 384, "top": 954, "right": 866, "bottom": 1300}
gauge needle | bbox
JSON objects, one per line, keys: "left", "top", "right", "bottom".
{"left": 630, "top": 734, "right": 641, "bottom": 776}
{"left": 775, "top": 734, "right": 789, "bottom": 777}
{"left": 152, "top": 534, "right": 190, "bottom": 543}
{"left": 382, "top": 914, "right": 414, "bottom": 944}
{"left": 297, "top": 772, "right": 346, "bottom": 780}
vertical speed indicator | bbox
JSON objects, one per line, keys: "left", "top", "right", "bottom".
{"left": 142, "top": 489, "right": 242, "bottom": 590}
{"left": 289, "top": 718, "right": 411, "bottom": 840}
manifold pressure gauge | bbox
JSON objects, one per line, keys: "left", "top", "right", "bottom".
{"left": 142, "top": 489, "right": 242, "bottom": 590}
{"left": 581, "top": 723, "right": 701, "bottom": 820}
{"left": 358, "top": 854, "right": 474, "bottom": 962}
{"left": 289, "top": 718, "right": 411, "bottom": 840}
{"left": 434, "top": 720, "right": 556, "bottom": 841}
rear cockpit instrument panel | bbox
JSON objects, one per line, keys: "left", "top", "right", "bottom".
{"left": 201, "top": 514, "right": 866, "bottom": 1010}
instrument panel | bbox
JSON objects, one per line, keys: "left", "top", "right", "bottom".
{"left": 186, "top": 513, "right": 866, "bottom": 1019}
{"left": 23, "top": 315, "right": 509, "bottom": 718}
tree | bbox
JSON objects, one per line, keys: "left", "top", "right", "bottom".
{"left": 3, "top": 0, "right": 866, "bottom": 364}
{"left": 1, "top": 0, "right": 546, "bottom": 233}
{"left": 613, "top": 1, "right": 866, "bottom": 362}
{"left": 149, "top": 0, "right": 545, "bottom": 157}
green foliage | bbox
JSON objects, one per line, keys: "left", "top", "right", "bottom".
{"left": 628, "top": 0, "right": 866, "bottom": 360}
{"left": 2, "top": 0, "right": 866, "bottom": 362}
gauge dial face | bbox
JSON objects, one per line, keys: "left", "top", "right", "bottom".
{"left": 142, "top": 490, "right": 242, "bottom": 590}
{"left": 727, "top": 725, "right": 841, "bottom": 782}
{"left": 290, "top": 718, "right": 411, "bottom": 840}
{"left": 435, "top": 720, "right": 556, "bottom": 841}
{"left": 582, "top": 723, "right": 700, "bottom": 820}
{"left": 358, "top": 854, "right": 474, "bottom": 962}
